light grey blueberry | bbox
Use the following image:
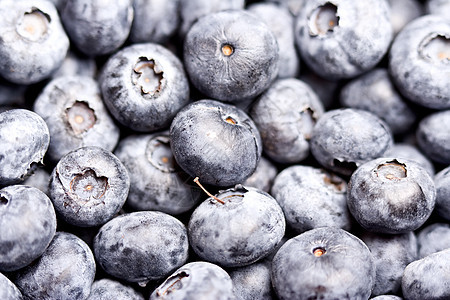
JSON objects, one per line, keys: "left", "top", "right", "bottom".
{"left": 0, "top": 0, "right": 69, "bottom": 84}
{"left": 93, "top": 211, "right": 189, "bottom": 284}
{"left": 389, "top": 15, "right": 450, "bottom": 109}
{"left": 295, "top": 0, "right": 392, "bottom": 80}
{"left": 242, "top": 156, "right": 278, "bottom": 193}
{"left": 388, "top": 0, "right": 423, "bottom": 36}
{"left": 150, "top": 261, "right": 234, "bottom": 300}
{"left": 250, "top": 78, "right": 324, "bottom": 164}
{"left": 299, "top": 69, "right": 340, "bottom": 109}
{"left": 0, "top": 109, "right": 50, "bottom": 186}
{"left": 426, "top": 0, "right": 450, "bottom": 20}
{"left": 385, "top": 143, "right": 435, "bottom": 176}
{"left": 49, "top": 146, "right": 130, "bottom": 227}
{"left": 417, "top": 223, "right": 450, "bottom": 258}
{"left": 229, "top": 260, "right": 275, "bottom": 300}
{"left": 0, "top": 185, "right": 56, "bottom": 272}
{"left": 370, "top": 296, "right": 403, "bottom": 300}
{"left": 52, "top": 51, "right": 97, "bottom": 79}
{"left": 271, "top": 227, "right": 376, "bottom": 300}
{"left": 310, "top": 108, "right": 393, "bottom": 176}
{"left": 86, "top": 278, "right": 144, "bottom": 300}
{"left": 33, "top": 75, "right": 120, "bottom": 162}
{"left": 266, "top": 0, "right": 306, "bottom": 16}
{"left": 100, "top": 43, "right": 190, "bottom": 132}
{"left": 188, "top": 185, "right": 285, "bottom": 267}
{"left": 14, "top": 232, "right": 96, "bottom": 300}
{"left": 416, "top": 110, "right": 450, "bottom": 164}
{"left": 435, "top": 165, "right": 450, "bottom": 221}
{"left": 402, "top": 248, "right": 450, "bottom": 300}
{"left": 21, "top": 168, "right": 50, "bottom": 195}
{"left": 0, "top": 272, "right": 22, "bottom": 300}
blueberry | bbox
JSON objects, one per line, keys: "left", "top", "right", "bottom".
{"left": 0, "top": 185, "right": 56, "bottom": 272}
{"left": 0, "top": 272, "right": 22, "bottom": 300}
{"left": 401, "top": 248, "right": 450, "bottom": 300}
{"left": 93, "top": 211, "right": 189, "bottom": 284}
{"left": 114, "top": 132, "right": 201, "bottom": 215}
{"left": 100, "top": 43, "right": 190, "bottom": 132}
{"left": 87, "top": 278, "right": 144, "bottom": 300}
{"left": 150, "top": 261, "right": 234, "bottom": 300}
{"left": 434, "top": 165, "right": 450, "bottom": 221}
{"left": 417, "top": 223, "right": 450, "bottom": 258}
{"left": 385, "top": 143, "right": 435, "bottom": 176}
{"left": 370, "top": 296, "right": 403, "bottom": 300}
{"left": 271, "top": 165, "right": 351, "bottom": 233}
{"left": 271, "top": 227, "right": 375, "bottom": 300}
{"left": 0, "top": 109, "right": 50, "bottom": 186}
{"left": 49, "top": 146, "right": 130, "bottom": 227}
{"left": 229, "top": 260, "right": 275, "bottom": 300}
{"left": 129, "top": 0, "right": 180, "bottom": 44}
{"left": 266, "top": 0, "right": 306, "bottom": 17}
{"left": 14, "top": 231, "right": 96, "bottom": 300}
{"left": 388, "top": 0, "right": 423, "bottom": 36}
{"left": 247, "top": 2, "right": 300, "bottom": 79}
{"left": 347, "top": 158, "right": 436, "bottom": 234}
{"left": 359, "top": 231, "right": 418, "bottom": 296}
{"left": 310, "top": 108, "right": 393, "bottom": 176}
{"left": 183, "top": 10, "right": 279, "bottom": 102}
{"left": 33, "top": 75, "right": 120, "bottom": 162}
{"left": 52, "top": 51, "right": 97, "bottom": 79}
{"left": 416, "top": 110, "right": 450, "bottom": 165}
{"left": 299, "top": 68, "right": 340, "bottom": 109}
{"left": 60, "top": 0, "right": 134, "bottom": 56}
{"left": 188, "top": 185, "right": 285, "bottom": 267}
{"left": 21, "top": 167, "right": 50, "bottom": 195}
{"left": 0, "top": 0, "right": 69, "bottom": 84}
{"left": 295, "top": 0, "right": 392, "bottom": 80}
{"left": 389, "top": 15, "right": 450, "bottom": 109}
{"left": 340, "top": 68, "right": 417, "bottom": 135}
{"left": 250, "top": 78, "right": 324, "bottom": 164}
{"left": 426, "top": 0, "right": 450, "bottom": 20}
{"left": 242, "top": 156, "right": 278, "bottom": 193}
{"left": 170, "top": 100, "right": 262, "bottom": 187}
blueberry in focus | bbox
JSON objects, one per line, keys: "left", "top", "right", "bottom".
{"left": 86, "top": 278, "right": 144, "bottom": 300}
{"left": 14, "top": 231, "right": 96, "bottom": 300}
{"left": 114, "top": 132, "right": 201, "bottom": 215}
{"left": 0, "top": 0, "right": 69, "bottom": 84}
{"left": 170, "top": 100, "right": 262, "bottom": 187}
{"left": 385, "top": 143, "right": 435, "bottom": 176}
{"left": 49, "top": 146, "right": 130, "bottom": 227}
{"left": 0, "top": 109, "right": 50, "bottom": 186}
{"left": 271, "top": 227, "right": 376, "bottom": 300}
{"left": 229, "top": 260, "right": 275, "bottom": 300}
{"left": 0, "top": 272, "right": 22, "bottom": 300}
{"left": 250, "top": 78, "right": 324, "bottom": 164}
{"left": 93, "top": 211, "right": 189, "bottom": 284}
{"left": 33, "top": 75, "right": 120, "bottom": 163}
{"left": 150, "top": 261, "right": 234, "bottom": 300}
{"left": 183, "top": 9, "right": 279, "bottom": 102}
{"left": 347, "top": 158, "right": 436, "bottom": 234}
{"left": 100, "top": 43, "right": 190, "bottom": 132}
{"left": 188, "top": 185, "right": 285, "bottom": 267}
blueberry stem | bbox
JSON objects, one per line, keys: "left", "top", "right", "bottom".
{"left": 193, "top": 177, "right": 225, "bottom": 204}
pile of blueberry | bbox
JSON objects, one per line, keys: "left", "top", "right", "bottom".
{"left": 1, "top": 0, "right": 450, "bottom": 299}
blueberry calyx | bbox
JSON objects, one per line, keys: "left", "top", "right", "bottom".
{"left": 313, "top": 247, "right": 326, "bottom": 257}
{"left": 65, "top": 101, "right": 97, "bottom": 136}
{"left": 376, "top": 159, "right": 407, "bottom": 181}
{"left": 16, "top": 7, "right": 51, "bottom": 42}
{"left": 147, "top": 135, "right": 176, "bottom": 173}
{"left": 0, "top": 195, "right": 8, "bottom": 205}
{"left": 221, "top": 44, "right": 234, "bottom": 56}
{"left": 322, "top": 170, "right": 346, "bottom": 192}
{"left": 419, "top": 33, "right": 450, "bottom": 65}
{"left": 156, "top": 271, "right": 190, "bottom": 297}
{"left": 132, "top": 57, "right": 164, "bottom": 95}
{"left": 300, "top": 107, "right": 317, "bottom": 140}
{"left": 68, "top": 169, "right": 108, "bottom": 201}
{"left": 308, "top": 2, "right": 339, "bottom": 37}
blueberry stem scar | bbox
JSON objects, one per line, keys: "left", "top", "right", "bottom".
{"left": 221, "top": 44, "right": 234, "bottom": 56}
{"left": 313, "top": 247, "right": 326, "bottom": 257}
{"left": 193, "top": 177, "right": 225, "bottom": 204}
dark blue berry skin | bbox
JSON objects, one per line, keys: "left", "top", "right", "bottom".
{"left": 435, "top": 165, "right": 450, "bottom": 221}
{"left": 295, "top": 0, "right": 392, "bottom": 80}
{"left": 271, "top": 227, "right": 376, "bottom": 300}
{"left": 229, "top": 260, "right": 275, "bottom": 300}
{"left": 170, "top": 100, "right": 262, "bottom": 187}
{"left": 340, "top": 68, "right": 416, "bottom": 135}
{"left": 188, "top": 185, "right": 285, "bottom": 268}
{"left": 114, "top": 132, "right": 201, "bottom": 215}
{"left": 0, "top": 109, "right": 50, "bottom": 186}
{"left": 359, "top": 231, "right": 418, "bottom": 297}
{"left": 347, "top": 158, "right": 436, "bottom": 234}
{"left": 60, "top": 0, "right": 133, "bottom": 57}
{"left": 388, "top": 0, "right": 423, "bottom": 36}
{"left": 183, "top": 10, "right": 279, "bottom": 102}
{"left": 33, "top": 76, "right": 120, "bottom": 163}
{"left": 385, "top": 143, "right": 435, "bottom": 176}
{"left": 0, "top": 272, "right": 22, "bottom": 300}
{"left": 250, "top": 78, "right": 324, "bottom": 164}
{"left": 0, "top": 0, "right": 69, "bottom": 84}
{"left": 417, "top": 223, "right": 450, "bottom": 258}
{"left": 247, "top": 2, "right": 300, "bottom": 79}
{"left": 129, "top": 0, "right": 180, "bottom": 44}
{"left": 242, "top": 156, "right": 278, "bottom": 193}
{"left": 49, "top": 146, "right": 130, "bottom": 227}
{"left": 389, "top": 15, "right": 450, "bottom": 109}
{"left": 93, "top": 211, "right": 189, "bottom": 284}
{"left": 402, "top": 248, "right": 450, "bottom": 300}
{"left": 14, "top": 231, "right": 96, "bottom": 300}
{"left": 310, "top": 108, "right": 393, "bottom": 176}
{"left": 100, "top": 43, "right": 190, "bottom": 132}
{"left": 86, "top": 279, "right": 144, "bottom": 300}
{"left": 0, "top": 185, "right": 56, "bottom": 272}
{"left": 150, "top": 261, "right": 234, "bottom": 300}
{"left": 271, "top": 165, "right": 351, "bottom": 234}
{"left": 416, "top": 110, "right": 450, "bottom": 165}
